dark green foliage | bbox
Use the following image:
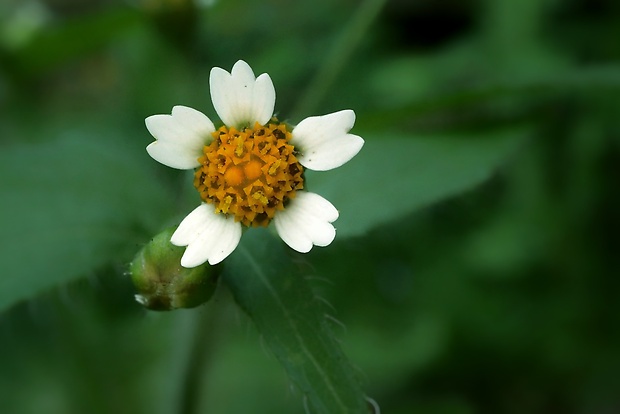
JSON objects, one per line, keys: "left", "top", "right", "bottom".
{"left": 0, "top": 0, "right": 619, "bottom": 412}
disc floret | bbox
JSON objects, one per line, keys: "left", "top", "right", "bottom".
{"left": 194, "top": 121, "right": 304, "bottom": 227}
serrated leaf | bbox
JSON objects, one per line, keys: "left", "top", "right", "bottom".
{"left": 0, "top": 134, "right": 174, "bottom": 312}
{"left": 222, "top": 229, "right": 370, "bottom": 414}
{"left": 307, "top": 128, "right": 527, "bottom": 238}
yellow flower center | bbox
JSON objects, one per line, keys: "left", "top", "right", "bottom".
{"left": 194, "top": 121, "right": 304, "bottom": 227}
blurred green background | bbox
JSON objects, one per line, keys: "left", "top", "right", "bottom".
{"left": 1, "top": 0, "right": 620, "bottom": 413}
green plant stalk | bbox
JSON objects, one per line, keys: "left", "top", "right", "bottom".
{"left": 291, "top": 0, "right": 388, "bottom": 120}
{"left": 178, "top": 305, "right": 219, "bottom": 414}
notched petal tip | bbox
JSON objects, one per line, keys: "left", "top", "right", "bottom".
{"left": 145, "top": 106, "right": 214, "bottom": 169}
{"left": 171, "top": 204, "right": 213, "bottom": 246}
{"left": 206, "top": 223, "right": 242, "bottom": 265}
{"left": 334, "top": 109, "right": 356, "bottom": 130}
{"left": 173, "top": 204, "right": 242, "bottom": 268}
{"left": 209, "top": 60, "right": 276, "bottom": 128}
{"left": 171, "top": 105, "right": 211, "bottom": 123}
{"left": 144, "top": 114, "right": 169, "bottom": 136}
{"left": 231, "top": 59, "right": 255, "bottom": 78}
{"left": 291, "top": 109, "right": 364, "bottom": 171}
{"left": 274, "top": 192, "right": 339, "bottom": 253}
{"left": 209, "top": 65, "right": 230, "bottom": 79}
{"left": 180, "top": 252, "right": 205, "bottom": 268}
{"left": 252, "top": 73, "right": 276, "bottom": 125}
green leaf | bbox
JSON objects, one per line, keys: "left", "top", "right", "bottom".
{"left": 223, "top": 229, "right": 370, "bottom": 414}
{"left": 0, "top": 134, "right": 174, "bottom": 312}
{"left": 361, "top": 64, "right": 620, "bottom": 129}
{"left": 307, "top": 128, "right": 527, "bottom": 238}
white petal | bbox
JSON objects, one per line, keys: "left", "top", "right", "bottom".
{"left": 251, "top": 73, "right": 276, "bottom": 125}
{"left": 146, "top": 141, "right": 203, "bottom": 170}
{"left": 206, "top": 218, "right": 243, "bottom": 265}
{"left": 171, "top": 204, "right": 214, "bottom": 245}
{"left": 171, "top": 105, "right": 216, "bottom": 140}
{"left": 274, "top": 192, "right": 339, "bottom": 253}
{"left": 171, "top": 203, "right": 242, "bottom": 267}
{"left": 145, "top": 106, "right": 215, "bottom": 169}
{"left": 181, "top": 217, "right": 242, "bottom": 267}
{"left": 291, "top": 109, "right": 364, "bottom": 171}
{"left": 209, "top": 60, "right": 275, "bottom": 128}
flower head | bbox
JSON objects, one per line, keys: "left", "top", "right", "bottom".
{"left": 145, "top": 60, "right": 363, "bottom": 267}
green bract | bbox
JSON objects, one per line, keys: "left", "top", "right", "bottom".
{"left": 130, "top": 227, "right": 219, "bottom": 311}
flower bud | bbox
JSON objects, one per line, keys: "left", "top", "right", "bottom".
{"left": 130, "top": 227, "right": 218, "bottom": 311}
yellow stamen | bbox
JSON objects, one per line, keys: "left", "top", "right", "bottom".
{"left": 194, "top": 121, "right": 304, "bottom": 227}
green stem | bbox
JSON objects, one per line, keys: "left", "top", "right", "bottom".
{"left": 290, "top": 0, "right": 388, "bottom": 120}
{"left": 178, "top": 305, "right": 218, "bottom": 414}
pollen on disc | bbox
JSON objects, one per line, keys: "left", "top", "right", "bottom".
{"left": 194, "top": 122, "right": 304, "bottom": 227}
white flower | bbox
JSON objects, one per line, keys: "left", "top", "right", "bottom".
{"left": 145, "top": 60, "right": 363, "bottom": 267}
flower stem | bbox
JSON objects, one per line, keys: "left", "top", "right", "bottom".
{"left": 178, "top": 305, "right": 219, "bottom": 414}
{"left": 290, "top": 0, "right": 388, "bottom": 120}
